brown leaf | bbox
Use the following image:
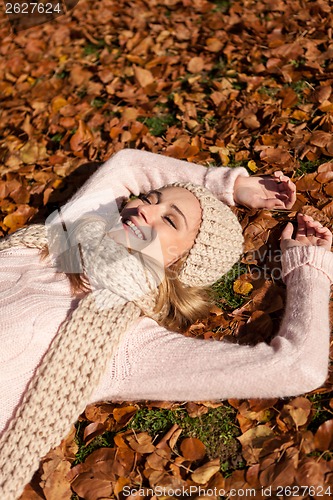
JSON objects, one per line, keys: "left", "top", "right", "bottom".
{"left": 324, "top": 181, "right": 333, "bottom": 197}
{"left": 260, "top": 446, "right": 298, "bottom": 488}
{"left": 310, "top": 130, "right": 332, "bottom": 147}
{"left": 295, "top": 457, "right": 327, "bottom": 487}
{"left": 126, "top": 432, "right": 155, "bottom": 453}
{"left": 133, "top": 66, "right": 154, "bottom": 88}
{"left": 69, "top": 120, "right": 94, "bottom": 156}
{"left": 237, "top": 425, "right": 274, "bottom": 464}
{"left": 185, "top": 402, "right": 209, "bottom": 418}
{"left": 296, "top": 173, "right": 321, "bottom": 192}
{"left": 279, "top": 87, "right": 298, "bottom": 108}
{"left": 283, "top": 396, "right": 312, "bottom": 428}
{"left": 314, "top": 419, "right": 333, "bottom": 451}
{"left": 206, "top": 38, "right": 223, "bottom": 52}
{"left": 180, "top": 437, "right": 206, "bottom": 461}
{"left": 187, "top": 57, "right": 205, "bottom": 73}
{"left": 243, "top": 113, "right": 260, "bottom": 130}
{"left": 51, "top": 96, "right": 68, "bottom": 114}
{"left": 191, "top": 458, "right": 220, "bottom": 484}
{"left": 84, "top": 402, "right": 115, "bottom": 423}
{"left": 260, "top": 147, "right": 293, "bottom": 166}
{"left": 113, "top": 405, "right": 137, "bottom": 425}
{"left": 41, "top": 451, "right": 72, "bottom": 500}
{"left": 19, "top": 484, "right": 44, "bottom": 500}
{"left": 83, "top": 422, "right": 106, "bottom": 445}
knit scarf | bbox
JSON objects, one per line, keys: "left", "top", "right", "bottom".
{"left": 0, "top": 218, "right": 163, "bottom": 499}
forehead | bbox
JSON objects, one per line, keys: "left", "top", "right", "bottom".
{"left": 159, "top": 186, "right": 200, "bottom": 204}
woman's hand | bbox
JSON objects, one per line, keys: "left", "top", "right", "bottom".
{"left": 281, "top": 213, "right": 333, "bottom": 253}
{"left": 234, "top": 171, "right": 296, "bottom": 209}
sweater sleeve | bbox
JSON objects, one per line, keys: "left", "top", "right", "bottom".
{"left": 91, "top": 246, "right": 333, "bottom": 402}
{"left": 53, "top": 149, "right": 248, "bottom": 224}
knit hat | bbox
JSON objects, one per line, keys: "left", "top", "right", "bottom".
{"left": 167, "top": 182, "right": 243, "bottom": 287}
{"left": 0, "top": 183, "right": 243, "bottom": 499}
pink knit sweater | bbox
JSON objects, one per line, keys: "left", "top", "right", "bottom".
{"left": 1, "top": 149, "right": 332, "bottom": 435}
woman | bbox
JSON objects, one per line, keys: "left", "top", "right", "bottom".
{"left": 0, "top": 149, "right": 332, "bottom": 499}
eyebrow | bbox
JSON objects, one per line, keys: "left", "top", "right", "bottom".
{"left": 149, "top": 190, "right": 188, "bottom": 229}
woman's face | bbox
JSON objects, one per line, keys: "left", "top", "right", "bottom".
{"left": 109, "top": 186, "right": 202, "bottom": 267}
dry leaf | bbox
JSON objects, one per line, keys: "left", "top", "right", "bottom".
{"left": 180, "top": 437, "right": 206, "bottom": 461}
{"left": 191, "top": 458, "right": 220, "bottom": 484}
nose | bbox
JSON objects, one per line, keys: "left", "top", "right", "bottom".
{"left": 137, "top": 203, "right": 160, "bottom": 225}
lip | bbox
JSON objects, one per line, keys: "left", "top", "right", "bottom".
{"left": 122, "top": 217, "right": 147, "bottom": 240}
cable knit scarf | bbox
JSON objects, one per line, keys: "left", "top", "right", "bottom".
{"left": 0, "top": 218, "right": 162, "bottom": 499}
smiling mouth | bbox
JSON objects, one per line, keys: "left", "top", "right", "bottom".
{"left": 123, "top": 219, "right": 145, "bottom": 240}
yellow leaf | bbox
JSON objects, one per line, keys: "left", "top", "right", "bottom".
{"left": 247, "top": 160, "right": 258, "bottom": 172}
{"left": 291, "top": 109, "right": 309, "bottom": 121}
{"left": 51, "top": 96, "right": 68, "bottom": 114}
{"left": 20, "top": 141, "right": 47, "bottom": 164}
{"left": 122, "top": 107, "right": 139, "bottom": 121}
{"left": 27, "top": 77, "right": 36, "bottom": 85}
{"left": 59, "top": 55, "right": 68, "bottom": 64}
{"left": 233, "top": 279, "right": 253, "bottom": 295}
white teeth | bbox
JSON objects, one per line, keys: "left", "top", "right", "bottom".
{"left": 124, "top": 220, "right": 144, "bottom": 240}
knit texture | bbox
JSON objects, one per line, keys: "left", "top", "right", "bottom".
{"left": 0, "top": 219, "right": 158, "bottom": 499}
{"left": 92, "top": 245, "right": 333, "bottom": 402}
{"left": 0, "top": 179, "right": 243, "bottom": 499}
{"left": 0, "top": 149, "right": 331, "bottom": 498}
{"left": 169, "top": 183, "right": 243, "bottom": 286}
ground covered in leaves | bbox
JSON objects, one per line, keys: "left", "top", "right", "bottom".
{"left": 0, "top": 0, "right": 333, "bottom": 498}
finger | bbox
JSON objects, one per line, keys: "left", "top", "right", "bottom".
{"left": 315, "top": 225, "right": 333, "bottom": 245}
{"left": 285, "top": 180, "right": 297, "bottom": 208}
{"left": 296, "top": 213, "right": 307, "bottom": 236}
{"left": 262, "top": 197, "right": 286, "bottom": 209}
{"left": 276, "top": 178, "right": 297, "bottom": 208}
{"left": 281, "top": 222, "right": 294, "bottom": 241}
{"left": 304, "top": 217, "right": 316, "bottom": 236}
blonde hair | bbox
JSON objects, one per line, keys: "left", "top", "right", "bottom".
{"left": 153, "top": 253, "right": 214, "bottom": 332}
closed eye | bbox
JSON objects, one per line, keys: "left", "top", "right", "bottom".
{"left": 164, "top": 216, "right": 177, "bottom": 229}
{"left": 138, "top": 194, "right": 151, "bottom": 204}
{"left": 138, "top": 193, "right": 178, "bottom": 229}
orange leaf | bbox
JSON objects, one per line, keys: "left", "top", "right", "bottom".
{"left": 314, "top": 419, "right": 333, "bottom": 451}
{"left": 113, "top": 405, "right": 137, "bottom": 425}
{"left": 180, "top": 437, "right": 206, "bottom": 461}
{"left": 133, "top": 65, "right": 154, "bottom": 87}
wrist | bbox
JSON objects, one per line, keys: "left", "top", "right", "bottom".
{"left": 233, "top": 175, "right": 248, "bottom": 205}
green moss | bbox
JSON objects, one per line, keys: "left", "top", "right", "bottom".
{"left": 211, "top": 262, "right": 248, "bottom": 310}
{"left": 50, "top": 133, "right": 64, "bottom": 143}
{"left": 295, "top": 159, "right": 320, "bottom": 176}
{"left": 257, "top": 86, "right": 280, "bottom": 97}
{"left": 138, "top": 114, "right": 178, "bottom": 136}
{"left": 211, "top": 0, "right": 231, "bottom": 13}
{"left": 72, "top": 420, "right": 115, "bottom": 466}
{"left": 129, "top": 405, "right": 240, "bottom": 464}
{"left": 307, "top": 393, "right": 333, "bottom": 433}
{"left": 91, "top": 97, "right": 106, "bottom": 109}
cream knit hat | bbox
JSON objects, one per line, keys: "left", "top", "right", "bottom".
{"left": 0, "top": 182, "right": 244, "bottom": 499}
{"left": 166, "top": 182, "right": 244, "bottom": 287}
